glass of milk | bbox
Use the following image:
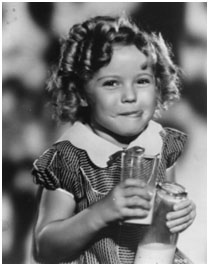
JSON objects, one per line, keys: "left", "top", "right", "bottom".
{"left": 120, "top": 146, "right": 159, "bottom": 224}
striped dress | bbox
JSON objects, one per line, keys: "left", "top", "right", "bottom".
{"left": 31, "top": 122, "right": 190, "bottom": 264}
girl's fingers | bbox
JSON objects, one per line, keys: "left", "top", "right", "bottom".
{"left": 168, "top": 220, "right": 193, "bottom": 233}
{"left": 125, "top": 196, "right": 151, "bottom": 210}
{"left": 122, "top": 207, "right": 149, "bottom": 219}
{"left": 167, "top": 201, "right": 196, "bottom": 220}
{"left": 123, "top": 187, "right": 152, "bottom": 200}
{"left": 122, "top": 178, "right": 147, "bottom": 188}
{"left": 173, "top": 199, "right": 193, "bottom": 211}
{"left": 167, "top": 205, "right": 192, "bottom": 220}
{"left": 166, "top": 202, "right": 196, "bottom": 233}
{"left": 166, "top": 213, "right": 193, "bottom": 228}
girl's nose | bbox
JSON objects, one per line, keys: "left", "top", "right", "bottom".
{"left": 121, "top": 84, "right": 137, "bottom": 103}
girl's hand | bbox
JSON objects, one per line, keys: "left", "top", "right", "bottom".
{"left": 94, "top": 178, "right": 152, "bottom": 225}
{"left": 166, "top": 199, "right": 196, "bottom": 233}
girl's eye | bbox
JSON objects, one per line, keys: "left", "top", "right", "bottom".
{"left": 137, "top": 78, "right": 151, "bottom": 85}
{"left": 102, "top": 80, "right": 119, "bottom": 87}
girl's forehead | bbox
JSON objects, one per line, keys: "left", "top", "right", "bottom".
{"left": 100, "top": 45, "right": 153, "bottom": 74}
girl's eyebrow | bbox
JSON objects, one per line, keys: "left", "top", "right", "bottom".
{"left": 96, "top": 61, "right": 152, "bottom": 82}
{"left": 96, "top": 75, "right": 120, "bottom": 82}
{"left": 97, "top": 72, "right": 153, "bottom": 82}
{"left": 141, "top": 61, "right": 149, "bottom": 70}
{"left": 139, "top": 57, "right": 153, "bottom": 70}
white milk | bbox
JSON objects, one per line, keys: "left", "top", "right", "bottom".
{"left": 134, "top": 243, "right": 176, "bottom": 264}
{"left": 124, "top": 191, "right": 156, "bottom": 224}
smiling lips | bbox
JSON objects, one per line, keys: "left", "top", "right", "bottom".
{"left": 120, "top": 110, "right": 143, "bottom": 117}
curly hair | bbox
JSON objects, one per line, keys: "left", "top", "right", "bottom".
{"left": 47, "top": 14, "right": 181, "bottom": 122}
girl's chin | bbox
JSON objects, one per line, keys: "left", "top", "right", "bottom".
{"left": 113, "top": 130, "right": 144, "bottom": 144}
{"left": 117, "top": 127, "right": 145, "bottom": 137}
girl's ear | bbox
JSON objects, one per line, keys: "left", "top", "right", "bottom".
{"left": 80, "top": 98, "right": 88, "bottom": 107}
{"left": 78, "top": 90, "right": 88, "bottom": 107}
{"left": 153, "top": 88, "right": 162, "bottom": 119}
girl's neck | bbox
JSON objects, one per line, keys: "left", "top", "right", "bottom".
{"left": 88, "top": 121, "right": 146, "bottom": 149}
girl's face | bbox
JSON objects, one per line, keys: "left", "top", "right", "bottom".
{"left": 85, "top": 45, "right": 158, "bottom": 146}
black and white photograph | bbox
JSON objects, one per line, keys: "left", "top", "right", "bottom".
{"left": 2, "top": 2, "right": 207, "bottom": 264}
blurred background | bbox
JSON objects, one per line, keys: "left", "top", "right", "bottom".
{"left": 2, "top": 2, "right": 207, "bottom": 264}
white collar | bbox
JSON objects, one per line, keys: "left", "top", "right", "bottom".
{"left": 56, "top": 120, "right": 163, "bottom": 167}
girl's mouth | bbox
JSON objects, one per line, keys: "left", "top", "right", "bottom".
{"left": 120, "top": 110, "right": 143, "bottom": 117}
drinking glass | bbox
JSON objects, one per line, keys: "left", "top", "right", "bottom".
{"left": 121, "top": 146, "right": 159, "bottom": 224}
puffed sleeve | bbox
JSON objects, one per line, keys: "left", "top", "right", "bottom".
{"left": 162, "top": 128, "right": 188, "bottom": 169}
{"left": 31, "top": 142, "right": 83, "bottom": 200}
{"left": 31, "top": 147, "right": 61, "bottom": 190}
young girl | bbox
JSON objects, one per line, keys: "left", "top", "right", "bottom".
{"left": 31, "top": 15, "right": 196, "bottom": 264}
